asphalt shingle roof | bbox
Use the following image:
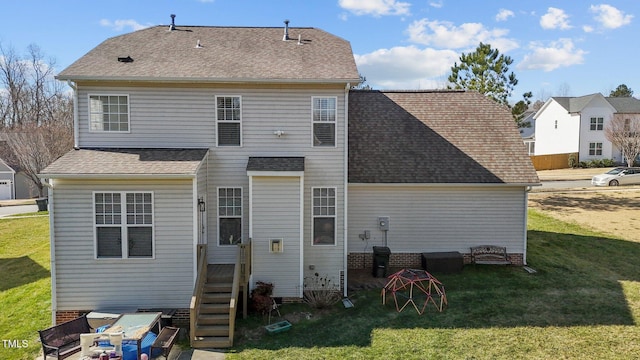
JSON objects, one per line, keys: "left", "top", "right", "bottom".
{"left": 57, "top": 25, "right": 360, "bottom": 83}
{"left": 40, "top": 148, "right": 208, "bottom": 177}
{"left": 348, "top": 90, "right": 539, "bottom": 184}
{"left": 246, "top": 157, "right": 305, "bottom": 172}
{"left": 551, "top": 93, "right": 640, "bottom": 114}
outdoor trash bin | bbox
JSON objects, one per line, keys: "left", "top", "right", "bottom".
{"left": 36, "top": 198, "right": 48, "bottom": 211}
{"left": 372, "top": 246, "right": 391, "bottom": 277}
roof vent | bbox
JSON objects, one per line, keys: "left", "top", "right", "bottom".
{"left": 195, "top": 39, "right": 203, "bottom": 48}
{"left": 117, "top": 56, "right": 133, "bottom": 63}
{"left": 169, "top": 14, "right": 176, "bottom": 31}
{"left": 283, "top": 19, "right": 290, "bottom": 41}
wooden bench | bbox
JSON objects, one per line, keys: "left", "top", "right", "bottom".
{"left": 38, "top": 314, "right": 91, "bottom": 359}
{"left": 150, "top": 326, "right": 180, "bottom": 359}
{"left": 470, "top": 245, "right": 511, "bottom": 265}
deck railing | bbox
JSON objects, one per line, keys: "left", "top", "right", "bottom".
{"left": 189, "top": 244, "right": 207, "bottom": 346}
{"left": 238, "top": 240, "right": 252, "bottom": 319}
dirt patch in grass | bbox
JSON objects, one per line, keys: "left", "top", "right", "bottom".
{"left": 528, "top": 189, "right": 640, "bottom": 242}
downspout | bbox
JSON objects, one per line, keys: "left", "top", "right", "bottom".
{"left": 42, "top": 179, "right": 57, "bottom": 323}
{"left": 299, "top": 174, "right": 304, "bottom": 298}
{"left": 193, "top": 176, "right": 199, "bottom": 286}
{"left": 343, "top": 83, "right": 350, "bottom": 297}
{"left": 523, "top": 186, "right": 533, "bottom": 265}
{"left": 67, "top": 81, "right": 79, "bottom": 149}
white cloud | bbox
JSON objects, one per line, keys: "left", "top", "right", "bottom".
{"left": 517, "top": 39, "right": 586, "bottom": 72}
{"left": 540, "top": 7, "right": 572, "bottom": 30}
{"left": 338, "top": 0, "right": 410, "bottom": 17}
{"left": 496, "top": 9, "right": 514, "bottom": 22}
{"left": 583, "top": 25, "right": 594, "bottom": 33}
{"left": 429, "top": 1, "right": 443, "bottom": 8}
{"left": 355, "top": 46, "right": 458, "bottom": 89}
{"left": 99, "top": 19, "right": 151, "bottom": 32}
{"left": 406, "top": 19, "right": 518, "bottom": 52}
{"left": 590, "top": 4, "right": 633, "bottom": 29}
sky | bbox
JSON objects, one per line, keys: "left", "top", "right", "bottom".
{"left": 2, "top": 0, "right": 638, "bottom": 102}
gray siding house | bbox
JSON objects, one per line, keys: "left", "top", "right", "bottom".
{"left": 41, "top": 19, "right": 538, "bottom": 347}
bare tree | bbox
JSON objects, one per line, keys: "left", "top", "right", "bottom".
{"left": 605, "top": 116, "right": 640, "bottom": 167}
{"left": 0, "top": 42, "right": 73, "bottom": 197}
{"left": 4, "top": 121, "right": 73, "bottom": 196}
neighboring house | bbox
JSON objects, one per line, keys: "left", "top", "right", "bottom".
{"left": 41, "top": 19, "right": 539, "bottom": 347}
{"left": 533, "top": 93, "right": 640, "bottom": 163}
{"left": 0, "top": 138, "right": 39, "bottom": 199}
{"left": 0, "top": 157, "right": 15, "bottom": 200}
{"left": 519, "top": 111, "right": 536, "bottom": 155}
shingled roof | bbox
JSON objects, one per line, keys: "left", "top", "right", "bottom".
{"left": 551, "top": 93, "right": 640, "bottom": 114}
{"left": 40, "top": 148, "right": 208, "bottom": 178}
{"left": 348, "top": 90, "right": 539, "bottom": 184}
{"left": 56, "top": 25, "right": 360, "bottom": 83}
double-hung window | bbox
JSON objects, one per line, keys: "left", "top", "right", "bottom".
{"left": 89, "top": 95, "right": 129, "bottom": 132}
{"left": 218, "top": 188, "right": 242, "bottom": 245}
{"left": 216, "top": 96, "right": 241, "bottom": 146}
{"left": 312, "top": 97, "right": 337, "bottom": 147}
{"left": 589, "top": 142, "right": 603, "bottom": 156}
{"left": 94, "top": 192, "right": 153, "bottom": 259}
{"left": 312, "top": 187, "right": 336, "bottom": 245}
{"left": 590, "top": 117, "right": 604, "bottom": 131}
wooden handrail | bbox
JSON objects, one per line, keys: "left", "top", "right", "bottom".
{"left": 189, "top": 244, "right": 207, "bottom": 347}
{"left": 239, "top": 240, "right": 251, "bottom": 319}
{"left": 228, "top": 244, "right": 243, "bottom": 347}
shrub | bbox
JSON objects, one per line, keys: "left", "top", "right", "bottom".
{"left": 303, "top": 273, "right": 341, "bottom": 309}
{"left": 601, "top": 158, "right": 616, "bottom": 167}
{"left": 568, "top": 154, "right": 578, "bottom": 168}
{"left": 580, "top": 159, "right": 616, "bottom": 168}
{"left": 251, "top": 281, "right": 274, "bottom": 314}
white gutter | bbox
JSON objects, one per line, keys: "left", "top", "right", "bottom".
{"left": 343, "top": 83, "right": 350, "bottom": 297}
{"left": 56, "top": 75, "right": 362, "bottom": 85}
{"left": 349, "top": 182, "right": 542, "bottom": 188}
{"left": 38, "top": 173, "right": 197, "bottom": 180}
{"left": 66, "top": 81, "right": 79, "bottom": 149}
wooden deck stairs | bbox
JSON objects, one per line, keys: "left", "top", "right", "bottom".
{"left": 190, "top": 242, "right": 251, "bottom": 349}
{"left": 192, "top": 264, "right": 234, "bottom": 348}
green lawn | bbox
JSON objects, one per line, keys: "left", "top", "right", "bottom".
{"left": 229, "top": 210, "right": 640, "bottom": 359}
{"left": 3, "top": 210, "right": 640, "bottom": 359}
{"left": 0, "top": 214, "right": 51, "bottom": 360}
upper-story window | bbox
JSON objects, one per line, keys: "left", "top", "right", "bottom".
{"left": 216, "top": 96, "right": 241, "bottom": 146}
{"left": 89, "top": 95, "right": 129, "bottom": 132}
{"left": 312, "top": 97, "right": 337, "bottom": 147}
{"left": 590, "top": 117, "right": 604, "bottom": 131}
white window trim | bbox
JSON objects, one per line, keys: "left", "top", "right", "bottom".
{"left": 215, "top": 95, "right": 243, "bottom": 147}
{"left": 92, "top": 191, "right": 155, "bottom": 260}
{"left": 589, "top": 142, "right": 603, "bottom": 156}
{"left": 217, "top": 186, "right": 243, "bottom": 246}
{"left": 589, "top": 117, "right": 604, "bottom": 131}
{"left": 88, "top": 94, "right": 131, "bottom": 133}
{"left": 311, "top": 186, "right": 337, "bottom": 247}
{"left": 311, "top": 96, "right": 338, "bottom": 148}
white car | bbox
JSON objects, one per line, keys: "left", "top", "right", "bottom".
{"left": 591, "top": 167, "right": 640, "bottom": 186}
